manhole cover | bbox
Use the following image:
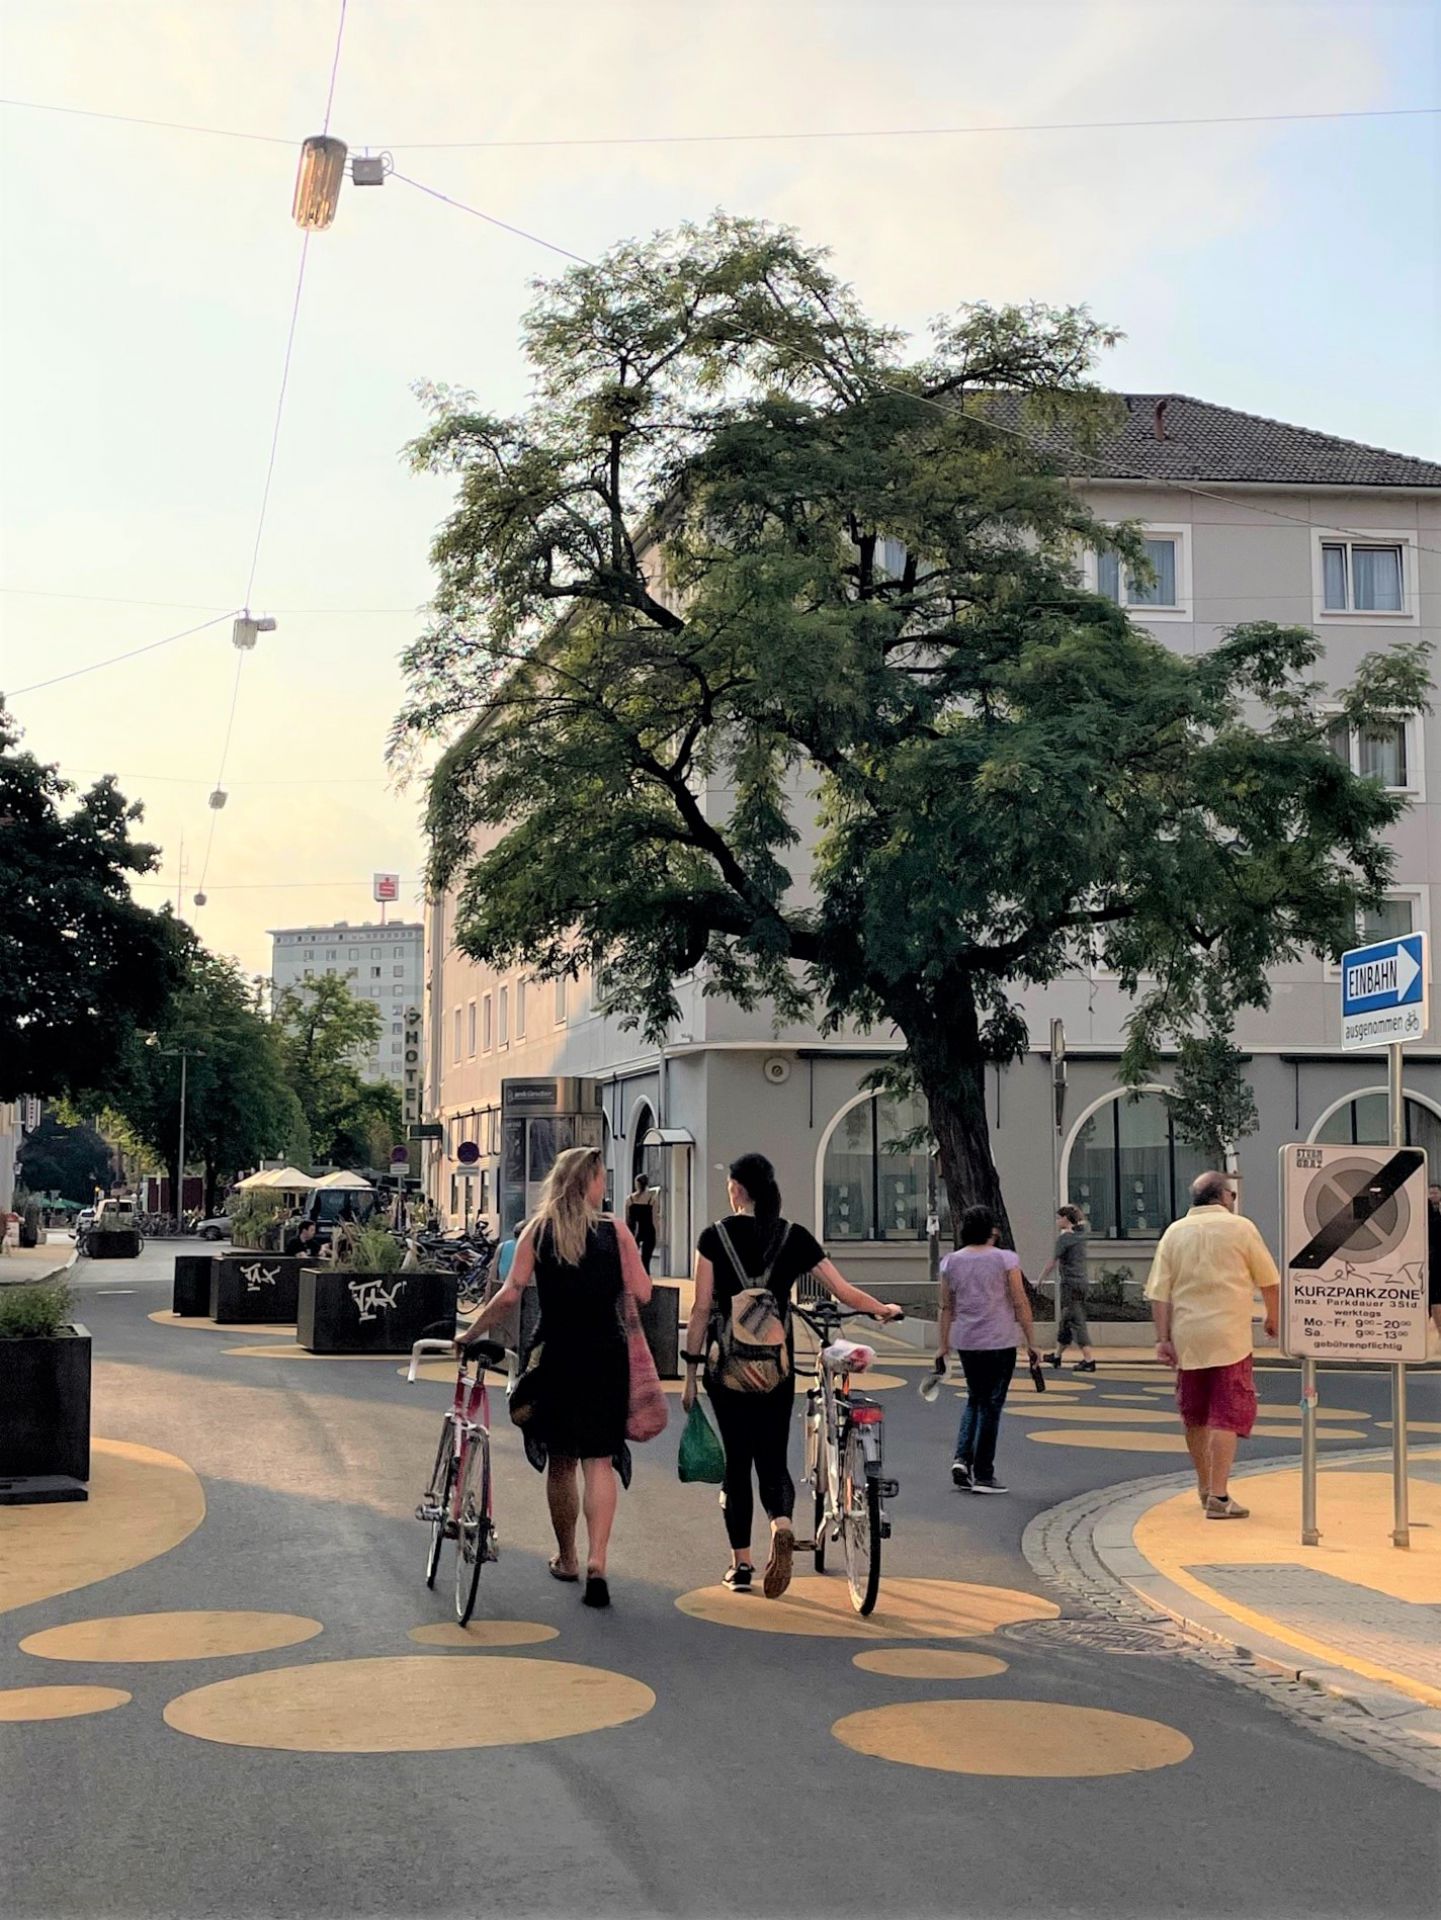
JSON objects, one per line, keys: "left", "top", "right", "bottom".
{"left": 1003, "top": 1619, "right": 1187, "bottom": 1656}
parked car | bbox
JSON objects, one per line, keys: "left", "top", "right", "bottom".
{"left": 72, "top": 1207, "right": 97, "bottom": 1239}
{"left": 195, "top": 1214, "right": 231, "bottom": 1242}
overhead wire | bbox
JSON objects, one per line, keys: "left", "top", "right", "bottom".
{"left": 0, "top": 586, "right": 422, "bottom": 612}
{"left": 6, "top": 612, "right": 234, "bottom": 698}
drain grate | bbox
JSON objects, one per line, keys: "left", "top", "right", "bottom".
{"left": 1002, "top": 1618, "right": 1188, "bottom": 1656}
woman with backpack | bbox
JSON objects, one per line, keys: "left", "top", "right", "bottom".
{"left": 682, "top": 1152, "right": 903, "bottom": 1600}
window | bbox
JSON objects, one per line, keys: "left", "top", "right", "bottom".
{"left": 325, "top": 965, "right": 335, "bottom": 975}
{"left": 452, "top": 1008, "right": 462, "bottom": 1063}
{"left": 346, "top": 967, "right": 358, "bottom": 979}
{"left": 1359, "top": 895, "right": 1415, "bottom": 944}
{"left": 391, "top": 1041, "right": 402, "bottom": 1055}
{"left": 1327, "top": 715, "right": 1414, "bottom": 794}
{"left": 348, "top": 948, "right": 358, "bottom": 960}
{"left": 371, "top": 946, "right": 381, "bottom": 958}
{"left": 482, "top": 994, "right": 493, "bottom": 1052}
{"left": 822, "top": 1093, "right": 933, "bottom": 1242}
{"left": 516, "top": 979, "right": 527, "bottom": 1038}
{"left": 304, "top": 950, "right": 315, "bottom": 962}
{"left": 371, "top": 966, "right": 381, "bottom": 978}
{"left": 1067, "top": 1092, "right": 1207, "bottom": 1240}
{"left": 1322, "top": 540, "right": 1404, "bottom": 614}
{"left": 326, "top": 949, "right": 337, "bottom": 961}
{"left": 393, "top": 966, "right": 404, "bottom": 977}
{"left": 498, "top": 986, "right": 509, "bottom": 1046}
{"left": 466, "top": 1001, "right": 477, "bottom": 1056}
{"left": 1094, "top": 529, "right": 1189, "bottom": 615}
{"left": 1316, "top": 1095, "right": 1441, "bottom": 1167}
{"left": 554, "top": 976, "right": 567, "bottom": 1025}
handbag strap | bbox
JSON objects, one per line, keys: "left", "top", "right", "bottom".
{"left": 712, "top": 1217, "right": 787, "bottom": 1297}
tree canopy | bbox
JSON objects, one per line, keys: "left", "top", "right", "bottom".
{"left": 272, "top": 973, "right": 400, "bottom": 1169}
{"left": 0, "top": 705, "right": 187, "bottom": 1101}
{"left": 17, "top": 1109, "right": 113, "bottom": 1204}
{"left": 395, "top": 214, "right": 1429, "bottom": 1235}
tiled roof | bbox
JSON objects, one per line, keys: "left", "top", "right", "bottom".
{"left": 984, "top": 392, "right": 1441, "bottom": 489}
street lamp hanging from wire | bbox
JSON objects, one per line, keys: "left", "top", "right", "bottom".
{"left": 292, "top": 134, "right": 347, "bottom": 228}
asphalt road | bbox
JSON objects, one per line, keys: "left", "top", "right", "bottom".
{"left": 3, "top": 1243, "right": 1438, "bottom": 1920}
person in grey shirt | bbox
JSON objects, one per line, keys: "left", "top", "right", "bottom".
{"left": 1040, "top": 1204, "right": 1095, "bottom": 1372}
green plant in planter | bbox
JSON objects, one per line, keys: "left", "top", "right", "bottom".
{"left": 228, "top": 1192, "right": 287, "bottom": 1248}
{"left": 0, "top": 1280, "right": 73, "bottom": 1338}
{"left": 338, "top": 1224, "right": 403, "bottom": 1274}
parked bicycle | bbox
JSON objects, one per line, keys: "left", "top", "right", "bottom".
{"left": 794, "top": 1300, "right": 901, "bottom": 1616}
{"left": 407, "top": 1330, "right": 507, "bottom": 1625}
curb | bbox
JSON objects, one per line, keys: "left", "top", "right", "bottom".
{"left": 1023, "top": 1450, "right": 1441, "bottom": 1789}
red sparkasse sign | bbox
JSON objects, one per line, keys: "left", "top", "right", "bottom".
{"left": 373, "top": 872, "right": 400, "bottom": 903}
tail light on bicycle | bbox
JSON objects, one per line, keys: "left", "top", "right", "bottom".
{"left": 849, "top": 1401, "right": 884, "bottom": 1426}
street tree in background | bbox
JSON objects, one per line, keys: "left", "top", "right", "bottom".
{"left": 17, "top": 1109, "right": 113, "bottom": 1204}
{"left": 104, "top": 945, "right": 300, "bottom": 1215}
{"left": 396, "top": 215, "right": 1428, "bottom": 1239}
{"left": 0, "top": 705, "right": 186, "bottom": 1100}
{"left": 272, "top": 973, "right": 398, "bottom": 1169}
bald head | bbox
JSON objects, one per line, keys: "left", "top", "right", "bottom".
{"left": 1191, "top": 1171, "right": 1235, "bottom": 1209}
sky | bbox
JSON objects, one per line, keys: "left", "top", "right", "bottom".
{"left": 2, "top": 0, "right": 1437, "bottom": 978}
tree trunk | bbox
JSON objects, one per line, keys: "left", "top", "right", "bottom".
{"left": 902, "top": 977, "right": 1015, "bottom": 1250}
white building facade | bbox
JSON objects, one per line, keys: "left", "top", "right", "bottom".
{"left": 270, "top": 919, "right": 425, "bottom": 1130}
{"left": 421, "top": 397, "right": 1441, "bottom": 1291}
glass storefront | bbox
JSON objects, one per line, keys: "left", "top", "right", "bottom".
{"left": 822, "top": 1092, "right": 932, "bottom": 1241}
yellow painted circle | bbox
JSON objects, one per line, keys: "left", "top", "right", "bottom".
{"left": 1007, "top": 1404, "right": 1180, "bottom": 1425}
{"left": 21, "top": 1610, "right": 322, "bottom": 1664}
{"left": 832, "top": 1699, "right": 1193, "bottom": 1776}
{"left": 1249, "top": 1405, "right": 1372, "bottom": 1423}
{"left": 676, "top": 1576, "right": 1057, "bottom": 1641}
{"left": 225, "top": 1345, "right": 394, "bottom": 1362}
{"left": 1378, "top": 1420, "right": 1441, "bottom": 1433}
{"left": 1026, "top": 1426, "right": 1364, "bottom": 1454}
{"left": 408, "top": 1621, "right": 559, "bottom": 1648}
{"left": 0, "top": 1685, "right": 131, "bottom": 1722}
{"left": 852, "top": 1648, "right": 1008, "bottom": 1679}
{"left": 399, "top": 1360, "right": 508, "bottom": 1384}
{"left": 1, "top": 1439, "right": 205, "bottom": 1618}
{"left": 162, "top": 1655, "right": 654, "bottom": 1753}
{"left": 148, "top": 1312, "right": 296, "bottom": 1337}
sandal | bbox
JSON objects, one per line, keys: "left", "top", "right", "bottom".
{"left": 548, "top": 1557, "right": 580, "bottom": 1583}
{"left": 762, "top": 1525, "right": 794, "bottom": 1600}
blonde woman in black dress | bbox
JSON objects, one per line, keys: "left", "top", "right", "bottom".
{"left": 463, "top": 1146, "right": 651, "bottom": 1608}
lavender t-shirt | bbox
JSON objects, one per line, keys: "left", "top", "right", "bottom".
{"left": 941, "top": 1246, "right": 1023, "bottom": 1351}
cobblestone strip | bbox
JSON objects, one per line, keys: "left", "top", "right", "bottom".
{"left": 1022, "top": 1456, "right": 1441, "bottom": 1791}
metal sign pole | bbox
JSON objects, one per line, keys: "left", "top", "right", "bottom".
{"left": 1300, "top": 1355, "right": 1320, "bottom": 1546}
{"left": 1388, "top": 1041, "right": 1410, "bottom": 1550}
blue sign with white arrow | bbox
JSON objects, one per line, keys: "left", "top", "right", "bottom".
{"left": 1340, "top": 931, "right": 1429, "bottom": 1051}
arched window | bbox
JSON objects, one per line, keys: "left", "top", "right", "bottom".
{"left": 1066, "top": 1092, "right": 1207, "bottom": 1241}
{"left": 822, "top": 1092, "right": 932, "bottom": 1242}
{"left": 1315, "top": 1095, "right": 1441, "bottom": 1167}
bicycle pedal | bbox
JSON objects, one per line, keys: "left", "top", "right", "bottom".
{"left": 415, "top": 1503, "right": 442, "bottom": 1524}
{"left": 880, "top": 1519, "right": 892, "bottom": 1541}
{"left": 791, "top": 1538, "right": 817, "bottom": 1552}
{"left": 876, "top": 1478, "right": 900, "bottom": 1499}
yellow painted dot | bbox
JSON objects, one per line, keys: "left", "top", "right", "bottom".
{"left": 676, "top": 1576, "right": 1057, "bottom": 1641}
{"left": 1377, "top": 1421, "right": 1441, "bottom": 1434}
{"left": 408, "top": 1621, "right": 559, "bottom": 1648}
{"left": 224, "top": 1345, "right": 394, "bottom": 1361}
{"left": 0, "top": 1685, "right": 132, "bottom": 1722}
{"left": 162, "top": 1655, "right": 654, "bottom": 1753}
{"left": 21, "top": 1611, "right": 322, "bottom": 1664}
{"left": 1026, "top": 1426, "right": 1365, "bottom": 1454}
{"left": 147, "top": 1311, "right": 296, "bottom": 1337}
{"left": 832, "top": 1699, "right": 1192, "bottom": 1776}
{"left": 0, "top": 1439, "right": 205, "bottom": 1618}
{"left": 852, "top": 1648, "right": 1008, "bottom": 1680}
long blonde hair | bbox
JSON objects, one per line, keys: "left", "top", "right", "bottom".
{"left": 530, "top": 1146, "right": 605, "bottom": 1268}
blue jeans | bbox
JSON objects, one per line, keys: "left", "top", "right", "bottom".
{"left": 953, "top": 1347, "right": 1017, "bottom": 1480}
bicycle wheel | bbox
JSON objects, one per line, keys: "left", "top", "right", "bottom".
{"left": 424, "top": 1422, "right": 456, "bottom": 1590}
{"left": 453, "top": 1438, "right": 491, "bottom": 1627}
{"left": 841, "top": 1430, "right": 882, "bottom": 1616}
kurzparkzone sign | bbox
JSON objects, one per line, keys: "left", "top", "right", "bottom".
{"left": 1339, "top": 930, "right": 1428, "bottom": 1052}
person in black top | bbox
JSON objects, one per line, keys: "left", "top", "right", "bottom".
{"left": 625, "top": 1174, "right": 659, "bottom": 1273}
{"left": 683, "top": 1151, "right": 902, "bottom": 1600}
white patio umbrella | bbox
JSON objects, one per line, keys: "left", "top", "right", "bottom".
{"left": 235, "top": 1166, "right": 318, "bottom": 1192}
{"left": 314, "top": 1170, "right": 374, "bottom": 1191}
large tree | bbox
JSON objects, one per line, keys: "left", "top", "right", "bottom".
{"left": 17, "top": 1109, "right": 113, "bottom": 1204}
{"left": 396, "top": 215, "right": 1428, "bottom": 1237}
{"left": 0, "top": 705, "right": 187, "bottom": 1100}
{"left": 104, "top": 944, "right": 301, "bottom": 1214}
{"left": 272, "top": 974, "right": 399, "bottom": 1168}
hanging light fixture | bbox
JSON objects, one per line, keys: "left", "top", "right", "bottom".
{"left": 193, "top": 890, "right": 208, "bottom": 907}
{"left": 208, "top": 789, "right": 228, "bottom": 811}
{"left": 232, "top": 613, "right": 277, "bottom": 650}
{"left": 292, "top": 135, "right": 348, "bottom": 230}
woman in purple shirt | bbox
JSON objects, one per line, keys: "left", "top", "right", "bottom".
{"left": 937, "top": 1204, "right": 1039, "bottom": 1494}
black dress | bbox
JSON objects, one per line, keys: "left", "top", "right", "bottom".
{"left": 529, "top": 1218, "right": 630, "bottom": 1463}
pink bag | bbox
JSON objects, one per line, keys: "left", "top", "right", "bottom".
{"left": 618, "top": 1229, "right": 668, "bottom": 1443}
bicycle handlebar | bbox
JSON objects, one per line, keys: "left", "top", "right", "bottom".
{"left": 407, "top": 1338, "right": 457, "bottom": 1383}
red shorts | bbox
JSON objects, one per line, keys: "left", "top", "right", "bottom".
{"left": 1176, "top": 1357, "right": 1256, "bottom": 1436}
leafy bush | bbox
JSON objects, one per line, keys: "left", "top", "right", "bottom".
{"left": 336, "top": 1224, "right": 403, "bottom": 1274}
{"left": 228, "top": 1192, "right": 287, "bottom": 1248}
{"left": 0, "top": 1280, "right": 73, "bottom": 1338}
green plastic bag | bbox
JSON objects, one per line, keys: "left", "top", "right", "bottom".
{"left": 677, "top": 1399, "right": 726, "bottom": 1484}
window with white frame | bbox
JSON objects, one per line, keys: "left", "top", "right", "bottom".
{"left": 1321, "top": 539, "right": 1405, "bottom": 614}
{"left": 516, "top": 978, "right": 527, "bottom": 1037}
{"left": 1359, "top": 894, "right": 1416, "bottom": 944}
{"left": 482, "top": 994, "right": 493, "bottom": 1052}
{"left": 452, "top": 1008, "right": 462, "bottom": 1063}
{"left": 1094, "top": 528, "right": 1190, "bottom": 615}
{"left": 1326, "top": 715, "right": 1416, "bottom": 792}
{"left": 498, "top": 986, "right": 509, "bottom": 1046}
{"left": 466, "top": 1000, "right": 477, "bottom": 1056}
{"left": 554, "top": 976, "right": 567, "bottom": 1025}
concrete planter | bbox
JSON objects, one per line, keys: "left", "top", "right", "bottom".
{"left": 209, "top": 1253, "right": 303, "bottom": 1325}
{"left": 89, "top": 1228, "right": 141, "bottom": 1260}
{"left": 172, "top": 1254, "right": 214, "bottom": 1317}
{"left": 0, "top": 1324, "right": 91, "bottom": 1500}
{"left": 297, "top": 1268, "right": 458, "bottom": 1354}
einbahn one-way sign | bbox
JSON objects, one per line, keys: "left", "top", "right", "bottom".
{"left": 1340, "top": 930, "right": 1428, "bottom": 1052}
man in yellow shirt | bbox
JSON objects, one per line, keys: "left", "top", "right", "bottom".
{"left": 1145, "top": 1171, "right": 1280, "bottom": 1520}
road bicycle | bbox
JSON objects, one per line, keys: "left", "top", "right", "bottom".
{"left": 793, "top": 1301, "right": 902, "bottom": 1616}
{"left": 408, "top": 1332, "right": 507, "bottom": 1625}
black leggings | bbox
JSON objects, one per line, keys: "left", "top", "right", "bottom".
{"left": 707, "top": 1380, "right": 796, "bottom": 1551}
